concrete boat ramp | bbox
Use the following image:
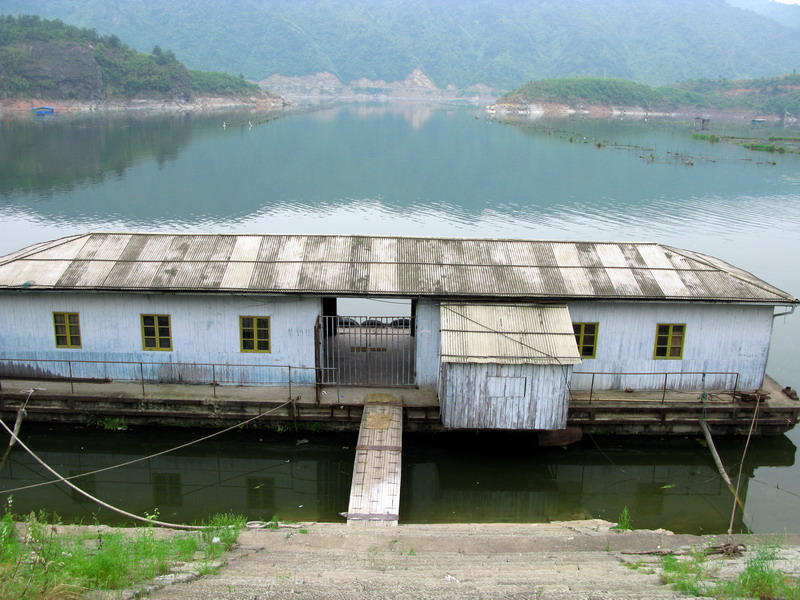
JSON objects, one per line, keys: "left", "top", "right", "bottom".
{"left": 141, "top": 521, "right": 800, "bottom": 600}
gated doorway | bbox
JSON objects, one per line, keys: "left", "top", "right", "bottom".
{"left": 316, "top": 315, "right": 416, "bottom": 386}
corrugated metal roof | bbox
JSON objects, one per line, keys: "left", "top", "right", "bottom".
{"left": 0, "top": 233, "right": 795, "bottom": 305}
{"left": 439, "top": 303, "right": 582, "bottom": 365}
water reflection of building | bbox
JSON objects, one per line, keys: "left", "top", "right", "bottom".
{"left": 0, "top": 431, "right": 353, "bottom": 524}
{"left": 399, "top": 434, "right": 796, "bottom": 534}
{"left": 1, "top": 430, "right": 794, "bottom": 533}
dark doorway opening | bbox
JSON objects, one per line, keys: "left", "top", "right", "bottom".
{"left": 316, "top": 311, "right": 416, "bottom": 386}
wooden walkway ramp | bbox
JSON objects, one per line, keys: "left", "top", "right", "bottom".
{"left": 346, "top": 394, "right": 403, "bottom": 527}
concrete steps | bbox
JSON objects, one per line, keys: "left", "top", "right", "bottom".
{"left": 146, "top": 522, "right": 710, "bottom": 600}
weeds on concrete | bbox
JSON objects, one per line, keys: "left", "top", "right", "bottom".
{"left": 86, "top": 415, "right": 128, "bottom": 431}
{"left": 660, "top": 549, "right": 709, "bottom": 596}
{"left": 612, "top": 506, "right": 633, "bottom": 531}
{"left": 0, "top": 501, "right": 245, "bottom": 600}
{"left": 660, "top": 542, "right": 800, "bottom": 599}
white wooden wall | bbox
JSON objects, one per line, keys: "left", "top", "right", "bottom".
{"left": 567, "top": 302, "right": 775, "bottom": 391}
{"left": 414, "top": 299, "right": 441, "bottom": 388}
{"left": 0, "top": 291, "right": 778, "bottom": 394}
{"left": 0, "top": 292, "right": 321, "bottom": 385}
{"left": 440, "top": 363, "right": 571, "bottom": 430}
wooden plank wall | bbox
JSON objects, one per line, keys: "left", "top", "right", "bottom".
{"left": 567, "top": 302, "right": 774, "bottom": 390}
{"left": 440, "top": 363, "right": 571, "bottom": 430}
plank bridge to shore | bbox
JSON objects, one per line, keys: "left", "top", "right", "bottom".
{"left": 346, "top": 394, "right": 404, "bottom": 527}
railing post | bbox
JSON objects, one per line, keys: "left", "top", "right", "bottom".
{"left": 288, "top": 365, "right": 292, "bottom": 401}
{"left": 662, "top": 373, "right": 669, "bottom": 404}
{"left": 589, "top": 373, "right": 595, "bottom": 405}
{"left": 139, "top": 362, "right": 146, "bottom": 398}
{"left": 212, "top": 364, "right": 217, "bottom": 398}
{"left": 68, "top": 360, "right": 74, "bottom": 394}
{"left": 733, "top": 372, "right": 739, "bottom": 402}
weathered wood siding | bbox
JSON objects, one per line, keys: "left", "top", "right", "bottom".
{"left": 440, "top": 363, "right": 571, "bottom": 430}
{"left": 0, "top": 292, "right": 321, "bottom": 384}
{"left": 567, "top": 302, "right": 774, "bottom": 391}
{"left": 414, "top": 299, "right": 441, "bottom": 388}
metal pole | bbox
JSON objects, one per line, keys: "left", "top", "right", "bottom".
{"left": 366, "top": 319, "right": 371, "bottom": 385}
{"left": 589, "top": 373, "right": 595, "bottom": 405}
{"left": 662, "top": 373, "right": 668, "bottom": 404}
{"left": 140, "top": 362, "right": 146, "bottom": 398}
{"left": 212, "top": 364, "right": 217, "bottom": 398}
{"left": 68, "top": 360, "right": 74, "bottom": 394}
{"left": 288, "top": 365, "right": 292, "bottom": 402}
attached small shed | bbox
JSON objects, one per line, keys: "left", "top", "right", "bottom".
{"left": 439, "top": 303, "right": 581, "bottom": 429}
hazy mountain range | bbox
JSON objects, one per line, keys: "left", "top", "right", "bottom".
{"left": 1, "top": 0, "right": 799, "bottom": 90}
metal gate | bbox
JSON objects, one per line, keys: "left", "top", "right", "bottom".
{"left": 316, "top": 316, "right": 416, "bottom": 386}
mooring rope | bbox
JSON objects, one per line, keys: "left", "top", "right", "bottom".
{"left": 0, "top": 399, "right": 294, "bottom": 494}
{"left": 0, "top": 398, "right": 295, "bottom": 529}
{"left": 0, "top": 417, "right": 208, "bottom": 530}
{"left": 727, "top": 398, "right": 760, "bottom": 536}
{"left": 699, "top": 419, "right": 748, "bottom": 523}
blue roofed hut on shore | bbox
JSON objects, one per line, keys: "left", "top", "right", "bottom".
{"left": 30, "top": 106, "right": 55, "bottom": 115}
{"left": 0, "top": 232, "right": 796, "bottom": 436}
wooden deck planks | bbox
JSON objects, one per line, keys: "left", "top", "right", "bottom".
{"left": 346, "top": 400, "right": 403, "bottom": 527}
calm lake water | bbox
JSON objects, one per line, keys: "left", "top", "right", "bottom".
{"left": 1, "top": 103, "right": 799, "bottom": 533}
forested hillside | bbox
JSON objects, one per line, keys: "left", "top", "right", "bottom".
{"left": 0, "top": 14, "right": 268, "bottom": 101}
{"left": 727, "top": 0, "right": 800, "bottom": 29}
{"left": 2, "top": 0, "right": 799, "bottom": 90}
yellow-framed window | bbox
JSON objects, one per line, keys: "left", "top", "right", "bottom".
{"left": 53, "top": 312, "right": 81, "bottom": 348}
{"left": 654, "top": 323, "right": 685, "bottom": 359}
{"left": 141, "top": 314, "right": 172, "bottom": 351}
{"left": 573, "top": 322, "right": 598, "bottom": 358}
{"left": 240, "top": 316, "right": 271, "bottom": 352}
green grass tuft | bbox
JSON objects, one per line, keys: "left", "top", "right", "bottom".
{"left": 612, "top": 506, "right": 633, "bottom": 531}
{"left": 661, "top": 543, "right": 800, "bottom": 599}
{"left": 0, "top": 502, "right": 245, "bottom": 600}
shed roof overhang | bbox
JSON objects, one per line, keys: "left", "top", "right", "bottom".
{"left": 439, "top": 303, "right": 582, "bottom": 365}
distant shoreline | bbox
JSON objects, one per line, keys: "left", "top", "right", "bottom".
{"left": 0, "top": 94, "right": 288, "bottom": 114}
{"left": 487, "top": 100, "right": 788, "bottom": 122}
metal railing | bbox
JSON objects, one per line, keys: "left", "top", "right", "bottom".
{"left": 570, "top": 371, "right": 740, "bottom": 404}
{"left": 0, "top": 357, "right": 338, "bottom": 403}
